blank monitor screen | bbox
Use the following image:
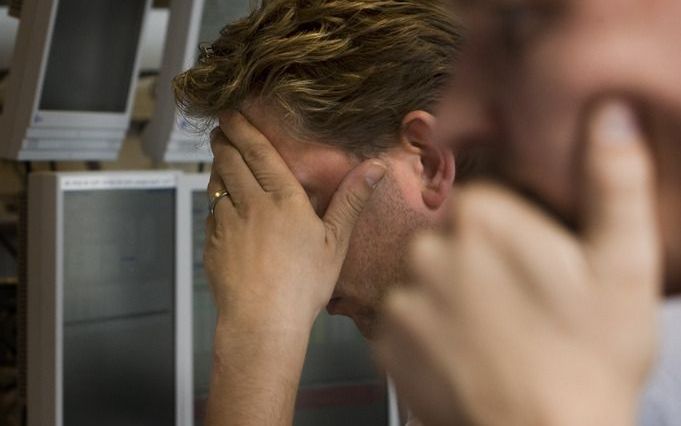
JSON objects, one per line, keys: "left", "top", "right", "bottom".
{"left": 62, "top": 188, "right": 175, "bottom": 426}
{"left": 190, "top": 190, "right": 387, "bottom": 425}
{"left": 39, "top": 0, "right": 146, "bottom": 112}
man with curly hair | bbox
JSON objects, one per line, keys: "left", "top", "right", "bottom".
{"left": 173, "top": 0, "right": 462, "bottom": 424}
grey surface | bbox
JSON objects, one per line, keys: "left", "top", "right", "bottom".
{"left": 63, "top": 314, "right": 175, "bottom": 426}
{"left": 63, "top": 189, "right": 175, "bottom": 323}
{"left": 639, "top": 298, "right": 681, "bottom": 426}
{"left": 294, "top": 402, "right": 388, "bottom": 426}
{"left": 40, "top": 0, "right": 146, "bottom": 112}
{"left": 62, "top": 188, "right": 176, "bottom": 425}
{"left": 301, "top": 313, "right": 378, "bottom": 386}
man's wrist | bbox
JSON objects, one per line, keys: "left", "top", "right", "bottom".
{"left": 215, "top": 299, "right": 319, "bottom": 336}
{"left": 206, "top": 304, "right": 316, "bottom": 426}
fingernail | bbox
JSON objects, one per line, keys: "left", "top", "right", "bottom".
{"left": 365, "top": 162, "right": 387, "bottom": 188}
{"left": 592, "top": 101, "right": 642, "bottom": 145}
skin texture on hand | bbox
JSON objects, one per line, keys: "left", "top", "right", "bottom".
{"left": 379, "top": 101, "right": 662, "bottom": 426}
{"left": 203, "top": 112, "right": 386, "bottom": 426}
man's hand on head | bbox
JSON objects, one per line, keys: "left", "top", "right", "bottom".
{"left": 378, "top": 101, "right": 662, "bottom": 426}
{"left": 203, "top": 111, "right": 386, "bottom": 426}
{"left": 206, "top": 111, "right": 387, "bottom": 328}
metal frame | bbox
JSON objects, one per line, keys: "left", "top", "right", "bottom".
{"left": 0, "top": 0, "right": 152, "bottom": 161}
{"left": 27, "top": 171, "right": 191, "bottom": 426}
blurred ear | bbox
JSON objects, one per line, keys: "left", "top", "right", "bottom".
{"left": 401, "top": 111, "right": 455, "bottom": 210}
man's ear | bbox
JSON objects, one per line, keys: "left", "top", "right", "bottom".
{"left": 401, "top": 111, "right": 455, "bottom": 210}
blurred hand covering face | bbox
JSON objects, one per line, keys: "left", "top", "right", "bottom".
{"left": 380, "top": 101, "right": 661, "bottom": 426}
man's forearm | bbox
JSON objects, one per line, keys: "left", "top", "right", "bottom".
{"left": 205, "top": 315, "right": 312, "bottom": 426}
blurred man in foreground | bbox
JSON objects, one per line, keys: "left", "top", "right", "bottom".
{"left": 379, "top": 1, "right": 681, "bottom": 425}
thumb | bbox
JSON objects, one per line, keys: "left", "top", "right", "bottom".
{"left": 581, "top": 100, "right": 660, "bottom": 284}
{"left": 323, "top": 160, "right": 387, "bottom": 256}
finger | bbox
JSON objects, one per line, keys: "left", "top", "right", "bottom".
{"left": 207, "top": 152, "right": 239, "bottom": 224}
{"left": 381, "top": 287, "right": 442, "bottom": 352}
{"left": 210, "top": 129, "right": 262, "bottom": 207}
{"left": 378, "top": 289, "right": 440, "bottom": 380}
{"left": 207, "top": 167, "right": 227, "bottom": 202}
{"left": 580, "top": 101, "right": 661, "bottom": 287}
{"left": 408, "top": 231, "right": 461, "bottom": 309}
{"left": 436, "top": 182, "right": 584, "bottom": 309}
{"left": 323, "top": 160, "right": 387, "bottom": 257}
{"left": 378, "top": 289, "right": 459, "bottom": 425}
{"left": 207, "top": 129, "right": 232, "bottom": 197}
{"left": 219, "top": 111, "right": 301, "bottom": 194}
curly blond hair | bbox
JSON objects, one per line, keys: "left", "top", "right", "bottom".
{"left": 173, "top": 0, "right": 462, "bottom": 156}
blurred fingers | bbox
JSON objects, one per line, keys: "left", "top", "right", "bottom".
{"left": 580, "top": 101, "right": 662, "bottom": 289}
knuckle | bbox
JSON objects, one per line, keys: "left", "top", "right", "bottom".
{"left": 270, "top": 187, "right": 301, "bottom": 205}
{"left": 236, "top": 201, "right": 254, "bottom": 220}
{"left": 202, "top": 250, "right": 220, "bottom": 275}
{"left": 457, "top": 187, "right": 504, "bottom": 235}
{"left": 384, "top": 292, "right": 419, "bottom": 330}
{"left": 214, "top": 144, "right": 238, "bottom": 165}
{"left": 215, "top": 163, "right": 232, "bottom": 180}
{"left": 244, "top": 143, "right": 271, "bottom": 164}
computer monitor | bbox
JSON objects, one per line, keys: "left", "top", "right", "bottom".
{"left": 0, "top": 0, "right": 152, "bottom": 161}
{"left": 142, "top": 0, "right": 252, "bottom": 163}
{"left": 179, "top": 173, "right": 399, "bottom": 425}
{"left": 27, "top": 171, "right": 191, "bottom": 426}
